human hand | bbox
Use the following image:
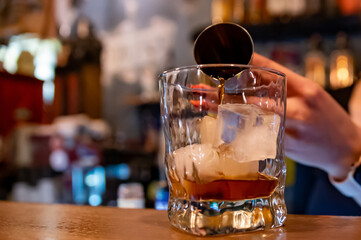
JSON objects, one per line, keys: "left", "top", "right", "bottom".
{"left": 190, "top": 83, "right": 218, "bottom": 114}
{"left": 252, "top": 53, "right": 361, "bottom": 180}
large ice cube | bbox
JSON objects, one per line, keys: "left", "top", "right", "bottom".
{"left": 217, "top": 104, "right": 280, "bottom": 162}
{"left": 218, "top": 144, "right": 259, "bottom": 178}
{"left": 172, "top": 144, "right": 221, "bottom": 183}
{"left": 217, "top": 104, "right": 255, "bottom": 144}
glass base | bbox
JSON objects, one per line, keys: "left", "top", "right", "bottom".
{"left": 167, "top": 190, "right": 286, "bottom": 236}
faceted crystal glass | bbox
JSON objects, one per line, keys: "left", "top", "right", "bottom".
{"left": 159, "top": 64, "right": 286, "bottom": 236}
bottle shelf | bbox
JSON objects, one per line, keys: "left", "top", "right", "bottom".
{"left": 248, "top": 14, "right": 361, "bottom": 41}
{"left": 193, "top": 14, "right": 361, "bottom": 42}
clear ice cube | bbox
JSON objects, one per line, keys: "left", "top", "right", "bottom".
{"left": 218, "top": 144, "right": 259, "bottom": 178}
{"left": 173, "top": 144, "right": 221, "bottom": 182}
{"left": 217, "top": 104, "right": 280, "bottom": 162}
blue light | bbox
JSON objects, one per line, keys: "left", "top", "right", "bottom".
{"left": 155, "top": 187, "right": 169, "bottom": 210}
{"left": 210, "top": 202, "right": 219, "bottom": 211}
{"left": 72, "top": 167, "right": 86, "bottom": 205}
{"left": 85, "top": 174, "right": 96, "bottom": 187}
{"left": 89, "top": 194, "right": 102, "bottom": 206}
{"left": 105, "top": 164, "right": 130, "bottom": 180}
{"left": 94, "top": 166, "right": 106, "bottom": 193}
{"left": 155, "top": 201, "right": 168, "bottom": 210}
{"left": 85, "top": 166, "right": 105, "bottom": 193}
{"left": 118, "top": 163, "right": 130, "bottom": 180}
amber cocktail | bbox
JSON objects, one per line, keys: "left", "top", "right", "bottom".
{"left": 159, "top": 64, "right": 286, "bottom": 236}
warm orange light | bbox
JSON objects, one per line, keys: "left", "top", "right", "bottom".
{"left": 330, "top": 53, "right": 354, "bottom": 89}
{"left": 305, "top": 54, "right": 326, "bottom": 87}
{"left": 336, "top": 68, "right": 349, "bottom": 81}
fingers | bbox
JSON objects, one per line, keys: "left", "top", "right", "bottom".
{"left": 251, "top": 53, "right": 298, "bottom": 81}
{"left": 286, "top": 97, "right": 306, "bottom": 120}
{"left": 190, "top": 99, "right": 218, "bottom": 114}
{"left": 191, "top": 84, "right": 216, "bottom": 91}
{"left": 284, "top": 97, "right": 311, "bottom": 145}
{"left": 190, "top": 84, "right": 218, "bottom": 103}
{"left": 240, "top": 96, "right": 284, "bottom": 114}
{"left": 251, "top": 53, "right": 311, "bottom": 96}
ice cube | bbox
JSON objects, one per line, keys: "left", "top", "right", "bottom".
{"left": 218, "top": 144, "right": 259, "bottom": 178}
{"left": 216, "top": 104, "right": 257, "bottom": 145}
{"left": 219, "top": 109, "right": 240, "bottom": 143}
{"left": 217, "top": 104, "right": 280, "bottom": 162}
{"left": 172, "top": 144, "right": 221, "bottom": 183}
{"left": 232, "top": 107, "right": 280, "bottom": 161}
{"left": 200, "top": 116, "right": 217, "bottom": 145}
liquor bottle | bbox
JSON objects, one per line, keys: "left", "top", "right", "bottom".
{"left": 267, "top": 0, "right": 287, "bottom": 19}
{"left": 267, "top": 0, "right": 306, "bottom": 20}
{"left": 233, "top": 0, "right": 246, "bottom": 23}
{"left": 287, "top": 0, "right": 306, "bottom": 17}
{"left": 212, "top": 0, "right": 233, "bottom": 23}
{"left": 304, "top": 34, "right": 327, "bottom": 88}
{"left": 212, "top": 0, "right": 246, "bottom": 24}
{"left": 248, "top": 0, "right": 262, "bottom": 24}
{"left": 329, "top": 33, "right": 354, "bottom": 90}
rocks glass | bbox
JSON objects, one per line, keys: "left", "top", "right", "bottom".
{"left": 159, "top": 64, "right": 286, "bottom": 236}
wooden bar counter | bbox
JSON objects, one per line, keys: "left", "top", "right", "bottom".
{"left": 0, "top": 201, "right": 360, "bottom": 239}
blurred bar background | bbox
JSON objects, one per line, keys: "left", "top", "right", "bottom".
{"left": 0, "top": 0, "right": 361, "bottom": 214}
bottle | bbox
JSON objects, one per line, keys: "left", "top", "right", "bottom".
{"left": 329, "top": 32, "right": 354, "bottom": 90}
{"left": 287, "top": 0, "right": 306, "bottom": 17}
{"left": 248, "top": 0, "right": 262, "bottom": 24}
{"left": 304, "top": 34, "right": 327, "bottom": 88}
{"left": 267, "top": 0, "right": 287, "bottom": 19}
{"left": 212, "top": 0, "right": 233, "bottom": 23}
{"left": 233, "top": 0, "right": 246, "bottom": 24}
{"left": 212, "top": 0, "right": 246, "bottom": 24}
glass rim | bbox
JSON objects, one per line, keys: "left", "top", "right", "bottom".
{"left": 160, "top": 64, "right": 286, "bottom": 79}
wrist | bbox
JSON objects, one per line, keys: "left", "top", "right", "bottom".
{"left": 330, "top": 156, "right": 361, "bottom": 182}
{"left": 329, "top": 157, "right": 361, "bottom": 206}
{"left": 329, "top": 127, "right": 361, "bottom": 181}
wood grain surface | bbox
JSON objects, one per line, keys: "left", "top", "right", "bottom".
{"left": 0, "top": 201, "right": 360, "bottom": 240}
